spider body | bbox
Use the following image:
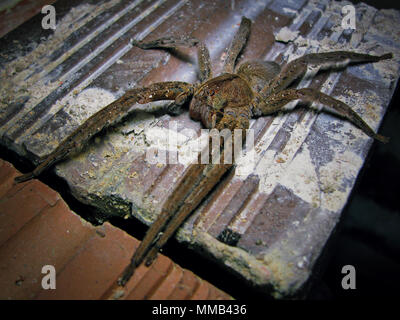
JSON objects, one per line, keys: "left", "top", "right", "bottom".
{"left": 190, "top": 73, "right": 253, "bottom": 130}
{"left": 14, "top": 16, "right": 393, "bottom": 287}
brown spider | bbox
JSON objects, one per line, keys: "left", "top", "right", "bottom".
{"left": 14, "top": 17, "right": 392, "bottom": 287}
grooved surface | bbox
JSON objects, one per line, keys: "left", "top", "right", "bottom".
{"left": 0, "top": 159, "right": 231, "bottom": 300}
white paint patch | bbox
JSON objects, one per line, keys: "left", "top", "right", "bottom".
{"left": 282, "top": 7, "right": 298, "bottom": 16}
{"left": 279, "top": 144, "right": 321, "bottom": 207}
{"left": 275, "top": 27, "right": 300, "bottom": 43}
{"left": 319, "top": 150, "right": 363, "bottom": 212}
{"left": 273, "top": 135, "right": 364, "bottom": 212}
{"left": 283, "top": 100, "right": 300, "bottom": 111}
{"left": 304, "top": 64, "right": 320, "bottom": 79}
{"left": 63, "top": 88, "right": 116, "bottom": 122}
{"left": 254, "top": 118, "right": 311, "bottom": 195}
{"left": 143, "top": 125, "right": 204, "bottom": 165}
{"left": 29, "top": 87, "right": 116, "bottom": 155}
{"left": 235, "top": 141, "right": 257, "bottom": 176}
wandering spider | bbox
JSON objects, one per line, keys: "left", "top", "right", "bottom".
{"left": 14, "top": 17, "right": 392, "bottom": 287}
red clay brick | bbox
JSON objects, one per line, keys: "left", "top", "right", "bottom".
{"left": 0, "top": 200, "right": 95, "bottom": 299}
{"left": 190, "top": 279, "right": 211, "bottom": 300}
{"left": 168, "top": 269, "right": 200, "bottom": 300}
{"left": 37, "top": 223, "right": 137, "bottom": 300}
{"left": 125, "top": 255, "right": 173, "bottom": 300}
{"left": 208, "top": 285, "right": 232, "bottom": 300}
{"left": 2, "top": 180, "right": 35, "bottom": 201}
{"left": 148, "top": 263, "right": 183, "bottom": 300}
{"left": 0, "top": 160, "right": 15, "bottom": 184}
{"left": 101, "top": 256, "right": 149, "bottom": 300}
{"left": 29, "top": 180, "right": 60, "bottom": 206}
{"left": 0, "top": 159, "right": 11, "bottom": 178}
{"left": 0, "top": 182, "right": 50, "bottom": 246}
{"left": 0, "top": 162, "right": 22, "bottom": 199}
{"left": 0, "top": 159, "right": 232, "bottom": 300}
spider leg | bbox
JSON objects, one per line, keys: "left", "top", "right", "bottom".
{"left": 197, "top": 42, "right": 212, "bottom": 82}
{"left": 118, "top": 158, "right": 232, "bottom": 286}
{"left": 119, "top": 161, "right": 214, "bottom": 285}
{"left": 119, "top": 161, "right": 235, "bottom": 286}
{"left": 223, "top": 16, "right": 251, "bottom": 74}
{"left": 118, "top": 206, "right": 172, "bottom": 286}
{"left": 14, "top": 81, "right": 193, "bottom": 183}
{"left": 132, "top": 36, "right": 212, "bottom": 82}
{"left": 253, "top": 87, "right": 389, "bottom": 143}
{"left": 236, "top": 60, "right": 281, "bottom": 92}
{"left": 141, "top": 112, "right": 252, "bottom": 267}
{"left": 118, "top": 112, "right": 250, "bottom": 286}
{"left": 261, "top": 51, "right": 393, "bottom": 96}
{"left": 142, "top": 179, "right": 213, "bottom": 268}
{"left": 131, "top": 36, "right": 199, "bottom": 49}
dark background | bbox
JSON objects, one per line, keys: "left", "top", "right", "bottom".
{"left": 306, "top": 0, "right": 400, "bottom": 299}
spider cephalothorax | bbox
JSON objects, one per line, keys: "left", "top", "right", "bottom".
{"left": 189, "top": 73, "right": 253, "bottom": 130}
{"left": 14, "top": 17, "right": 392, "bottom": 287}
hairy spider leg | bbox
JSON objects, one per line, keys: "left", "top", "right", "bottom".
{"left": 132, "top": 35, "right": 212, "bottom": 82}
{"left": 137, "top": 110, "right": 252, "bottom": 268}
{"left": 261, "top": 51, "right": 393, "bottom": 96}
{"left": 223, "top": 16, "right": 252, "bottom": 74}
{"left": 197, "top": 42, "right": 213, "bottom": 81}
{"left": 118, "top": 160, "right": 207, "bottom": 286}
{"left": 143, "top": 161, "right": 232, "bottom": 265}
{"left": 118, "top": 107, "right": 251, "bottom": 285}
{"left": 249, "top": 51, "right": 393, "bottom": 142}
{"left": 14, "top": 81, "right": 193, "bottom": 183}
{"left": 118, "top": 154, "right": 232, "bottom": 286}
{"left": 254, "top": 87, "right": 389, "bottom": 143}
{"left": 118, "top": 17, "right": 254, "bottom": 286}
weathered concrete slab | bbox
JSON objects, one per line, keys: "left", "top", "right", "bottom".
{"left": 1, "top": 0, "right": 399, "bottom": 298}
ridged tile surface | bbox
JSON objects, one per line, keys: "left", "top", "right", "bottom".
{"left": 0, "top": 159, "right": 231, "bottom": 300}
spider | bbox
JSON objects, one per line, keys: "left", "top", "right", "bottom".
{"left": 14, "top": 17, "right": 392, "bottom": 287}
